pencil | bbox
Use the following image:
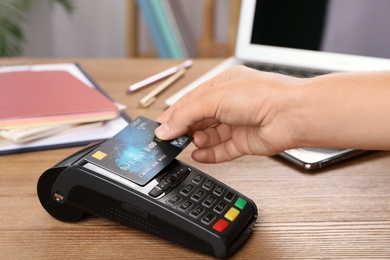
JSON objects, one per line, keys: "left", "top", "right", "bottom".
{"left": 128, "top": 60, "right": 192, "bottom": 93}
{"left": 139, "top": 68, "right": 186, "bottom": 107}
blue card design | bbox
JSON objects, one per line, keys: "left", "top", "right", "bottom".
{"left": 85, "top": 116, "right": 192, "bottom": 185}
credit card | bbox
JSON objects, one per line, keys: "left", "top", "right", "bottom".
{"left": 84, "top": 116, "right": 192, "bottom": 185}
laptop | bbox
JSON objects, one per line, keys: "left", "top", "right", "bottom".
{"left": 165, "top": 0, "right": 390, "bottom": 170}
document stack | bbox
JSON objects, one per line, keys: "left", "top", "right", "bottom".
{"left": 0, "top": 63, "right": 130, "bottom": 155}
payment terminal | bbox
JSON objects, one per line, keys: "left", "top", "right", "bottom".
{"left": 37, "top": 116, "right": 258, "bottom": 258}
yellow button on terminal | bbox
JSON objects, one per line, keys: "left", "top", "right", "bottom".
{"left": 224, "top": 207, "right": 240, "bottom": 221}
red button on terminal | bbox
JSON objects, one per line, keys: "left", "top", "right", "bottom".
{"left": 212, "top": 219, "right": 229, "bottom": 232}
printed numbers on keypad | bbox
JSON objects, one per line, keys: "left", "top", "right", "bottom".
{"left": 180, "top": 184, "right": 194, "bottom": 196}
{"left": 166, "top": 173, "right": 249, "bottom": 234}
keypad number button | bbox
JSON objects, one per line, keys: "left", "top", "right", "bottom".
{"left": 224, "top": 191, "right": 235, "bottom": 202}
{"left": 202, "top": 179, "right": 214, "bottom": 190}
{"left": 166, "top": 195, "right": 182, "bottom": 206}
{"left": 192, "top": 175, "right": 203, "bottom": 184}
{"left": 190, "top": 206, "right": 205, "bottom": 219}
{"left": 191, "top": 189, "right": 205, "bottom": 202}
{"left": 201, "top": 213, "right": 216, "bottom": 225}
{"left": 180, "top": 184, "right": 194, "bottom": 196}
{"left": 214, "top": 201, "right": 228, "bottom": 214}
{"left": 202, "top": 195, "right": 217, "bottom": 208}
{"left": 213, "top": 185, "right": 225, "bottom": 196}
{"left": 178, "top": 200, "right": 193, "bottom": 212}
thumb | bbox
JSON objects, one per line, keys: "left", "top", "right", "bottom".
{"left": 155, "top": 123, "right": 171, "bottom": 140}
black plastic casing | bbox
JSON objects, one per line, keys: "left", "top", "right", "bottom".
{"left": 37, "top": 142, "right": 258, "bottom": 258}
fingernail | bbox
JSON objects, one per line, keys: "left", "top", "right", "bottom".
{"left": 155, "top": 123, "right": 169, "bottom": 139}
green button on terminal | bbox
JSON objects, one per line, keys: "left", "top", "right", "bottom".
{"left": 234, "top": 197, "right": 247, "bottom": 210}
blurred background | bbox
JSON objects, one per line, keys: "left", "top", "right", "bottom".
{"left": 1, "top": 0, "right": 238, "bottom": 58}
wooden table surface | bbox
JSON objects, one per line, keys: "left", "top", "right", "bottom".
{"left": 1, "top": 59, "right": 389, "bottom": 259}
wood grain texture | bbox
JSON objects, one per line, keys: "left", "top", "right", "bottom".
{"left": 1, "top": 58, "right": 389, "bottom": 259}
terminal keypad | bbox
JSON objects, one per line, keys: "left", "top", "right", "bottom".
{"left": 165, "top": 172, "right": 248, "bottom": 233}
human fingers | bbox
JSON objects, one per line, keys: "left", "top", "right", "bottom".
{"left": 156, "top": 65, "right": 249, "bottom": 125}
{"left": 156, "top": 80, "right": 265, "bottom": 140}
{"left": 192, "top": 124, "right": 233, "bottom": 149}
{"left": 155, "top": 86, "right": 226, "bottom": 140}
{"left": 156, "top": 68, "right": 226, "bottom": 123}
{"left": 156, "top": 66, "right": 297, "bottom": 142}
{"left": 192, "top": 124, "right": 267, "bottom": 163}
{"left": 191, "top": 137, "right": 245, "bottom": 163}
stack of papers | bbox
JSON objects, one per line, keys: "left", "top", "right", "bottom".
{"left": 0, "top": 63, "right": 130, "bottom": 155}
{"left": 0, "top": 70, "right": 119, "bottom": 128}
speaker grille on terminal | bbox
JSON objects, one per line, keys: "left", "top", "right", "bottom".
{"left": 104, "top": 207, "right": 160, "bottom": 235}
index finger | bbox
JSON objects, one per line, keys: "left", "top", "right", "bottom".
{"left": 155, "top": 86, "right": 225, "bottom": 140}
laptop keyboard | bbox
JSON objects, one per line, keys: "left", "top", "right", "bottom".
{"left": 244, "top": 62, "right": 333, "bottom": 78}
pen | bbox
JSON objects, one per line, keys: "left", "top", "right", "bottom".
{"left": 139, "top": 68, "right": 186, "bottom": 107}
{"left": 128, "top": 60, "right": 193, "bottom": 93}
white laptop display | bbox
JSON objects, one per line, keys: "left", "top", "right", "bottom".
{"left": 166, "top": 0, "right": 390, "bottom": 170}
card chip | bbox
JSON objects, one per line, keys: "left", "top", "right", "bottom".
{"left": 92, "top": 151, "right": 107, "bottom": 160}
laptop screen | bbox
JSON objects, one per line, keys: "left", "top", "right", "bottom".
{"left": 250, "top": 0, "right": 390, "bottom": 59}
